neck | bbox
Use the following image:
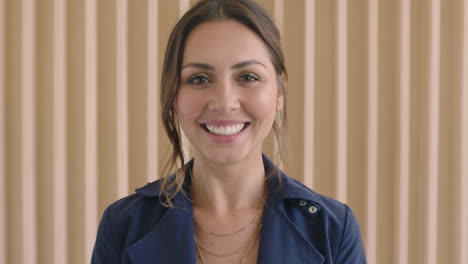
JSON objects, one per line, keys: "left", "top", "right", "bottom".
{"left": 191, "top": 153, "right": 267, "bottom": 215}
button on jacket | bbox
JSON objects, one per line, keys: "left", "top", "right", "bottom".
{"left": 92, "top": 156, "right": 367, "bottom": 263}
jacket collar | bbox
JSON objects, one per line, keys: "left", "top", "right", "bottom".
{"left": 127, "top": 194, "right": 196, "bottom": 263}
{"left": 135, "top": 155, "right": 324, "bottom": 205}
{"left": 129, "top": 155, "right": 325, "bottom": 263}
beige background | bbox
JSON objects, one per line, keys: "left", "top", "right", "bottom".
{"left": 1, "top": 0, "right": 468, "bottom": 263}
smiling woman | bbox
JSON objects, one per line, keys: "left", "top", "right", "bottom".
{"left": 91, "top": 0, "right": 366, "bottom": 263}
{"left": 177, "top": 20, "right": 281, "bottom": 166}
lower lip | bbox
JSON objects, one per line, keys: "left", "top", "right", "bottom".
{"left": 202, "top": 124, "right": 248, "bottom": 144}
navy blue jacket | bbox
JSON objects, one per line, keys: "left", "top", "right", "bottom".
{"left": 92, "top": 156, "right": 366, "bottom": 263}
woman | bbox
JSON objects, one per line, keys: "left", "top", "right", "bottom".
{"left": 92, "top": 0, "right": 366, "bottom": 263}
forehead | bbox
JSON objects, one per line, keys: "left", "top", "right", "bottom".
{"left": 182, "top": 20, "right": 272, "bottom": 66}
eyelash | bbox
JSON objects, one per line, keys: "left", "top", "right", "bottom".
{"left": 238, "top": 73, "right": 260, "bottom": 82}
{"left": 187, "top": 74, "right": 210, "bottom": 85}
{"left": 186, "top": 73, "right": 260, "bottom": 85}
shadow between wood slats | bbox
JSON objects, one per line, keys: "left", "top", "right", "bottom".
{"left": 282, "top": 1, "right": 305, "bottom": 181}
{"left": 437, "top": 0, "right": 463, "bottom": 262}
{"left": 97, "top": 0, "right": 118, "bottom": 218}
{"left": 5, "top": 1, "right": 23, "bottom": 262}
{"left": 376, "top": 0, "right": 399, "bottom": 263}
{"left": 115, "top": 0, "right": 129, "bottom": 199}
{"left": 0, "top": 0, "right": 6, "bottom": 262}
{"left": 157, "top": 0, "right": 179, "bottom": 177}
{"left": 313, "top": 0, "right": 336, "bottom": 198}
{"left": 66, "top": 0, "right": 86, "bottom": 263}
{"left": 128, "top": 0, "right": 150, "bottom": 193}
{"left": 37, "top": 1, "right": 55, "bottom": 262}
{"left": 347, "top": 0, "right": 368, "bottom": 245}
{"left": 21, "top": 0, "right": 38, "bottom": 262}
{"left": 409, "top": 0, "right": 431, "bottom": 262}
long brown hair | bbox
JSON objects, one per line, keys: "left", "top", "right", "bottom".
{"left": 159, "top": 0, "right": 288, "bottom": 207}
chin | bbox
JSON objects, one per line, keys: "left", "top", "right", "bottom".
{"left": 196, "top": 147, "right": 256, "bottom": 166}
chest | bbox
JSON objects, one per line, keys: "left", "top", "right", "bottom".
{"left": 193, "top": 207, "right": 263, "bottom": 264}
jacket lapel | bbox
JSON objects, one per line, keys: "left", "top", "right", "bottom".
{"left": 127, "top": 198, "right": 196, "bottom": 264}
{"left": 257, "top": 201, "right": 325, "bottom": 264}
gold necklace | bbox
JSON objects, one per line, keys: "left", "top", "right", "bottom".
{"left": 195, "top": 223, "right": 262, "bottom": 257}
{"left": 193, "top": 209, "right": 262, "bottom": 237}
{"left": 195, "top": 223, "right": 262, "bottom": 264}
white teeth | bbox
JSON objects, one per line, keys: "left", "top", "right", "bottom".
{"left": 205, "top": 123, "right": 246, "bottom": 135}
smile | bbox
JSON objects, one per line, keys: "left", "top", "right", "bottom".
{"left": 201, "top": 122, "right": 250, "bottom": 136}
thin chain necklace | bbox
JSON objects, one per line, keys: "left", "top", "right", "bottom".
{"left": 195, "top": 223, "right": 262, "bottom": 264}
{"left": 195, "top": 222, "right": 262, "bottom": 257}
{"left": 193, "top": 209, "right": 262, "bottom": 237}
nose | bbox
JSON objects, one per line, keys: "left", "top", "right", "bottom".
{"left": 208, "top": 80, "right": 240, "bottom": 112}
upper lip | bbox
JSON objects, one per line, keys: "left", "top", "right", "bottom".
{"left": 199, "top": 120, "right": 249, "bottom": 126}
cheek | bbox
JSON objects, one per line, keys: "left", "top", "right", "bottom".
{"left": 175, "top": 90, "right": 205, "bottom": 119}
{"left": 249, "top": 88, "right": 278, "bottom": 118}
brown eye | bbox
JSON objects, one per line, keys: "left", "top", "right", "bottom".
{"left": 188, "top": 75, "right": 211, "bottom": 85}
{"left": 239, "top": 73, "right": 260, "bottom": 82}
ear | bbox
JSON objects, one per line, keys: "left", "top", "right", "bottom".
{"left": 276, "top": 73, "right": 286, "bottom": 110}
{"left": 277, "top": 92, "right": 284, "bottom": 110}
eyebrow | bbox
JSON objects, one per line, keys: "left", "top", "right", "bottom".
{"left": 181, "top": 60, "right": 266, "bottom": 70}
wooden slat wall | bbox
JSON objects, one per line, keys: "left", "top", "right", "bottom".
{"left": 366, "top": 0, "right": 378, "bottom": 262}
{"left": 83, "top": 0, "right": 98, "bottom": 262}
{"left": 52, "top": 0, "right": 67, "bottom": 263}
{"left": 0, "top": 0, "right": 467, "bottom": 263}
{"left": 0, "top": 0, "right": 5, "bottom": 263}
{"left": 459, "top": 2, "right": 468, "bottom": 264}
{"left": 396, "top": 0, "right": 410, "bottom": 263}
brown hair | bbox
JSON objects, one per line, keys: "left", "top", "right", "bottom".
{"left": 159, "top": 0, "right": 288, "bottom": 207}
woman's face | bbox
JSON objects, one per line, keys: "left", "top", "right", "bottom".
{"left": 176, "top": 20, "right": 283, "bottom": 165}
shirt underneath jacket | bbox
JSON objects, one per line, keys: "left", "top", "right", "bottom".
{"left": 92, "top": 155, "right": 367, "bottom": 264}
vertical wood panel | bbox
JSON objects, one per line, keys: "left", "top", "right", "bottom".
{"left": 303, "top": 0, "right": 315, "bottom": 188}
{"left": 52, "top": 0, "right": 67, "bottom": 263}
{"left": 437, "top": 1, "right": 460, "bottom": 262}
{"left": 408, "top": 1, "right": 430, "bottom": 262}
{"left": 157, "top": 0, "right": 178, "bottom": 176}
{"left": 97, "top": 0, "right": 118, "bottom": 215}
{"left": 335, "top": 0, "right": 348, "bottom": 203}
{"left": 365, "top": 0, "right": 378, "bottom": 262}
{"left": 147, "top": 0, "right": 159, "bottom": 182}
{"left": 347, "top": 0, "right": 367, "bottom": 246}
{"left": 377, "top": 2, "right": 399, "bottom": 262}
{"left": 314, "top": 0, "right": 336, "bottom": 197}
{"left": 116, "top": 0, "right": 129, "bottom": 198}
{"left": 5, "top": 2, "right": 23, "bottom": 261}
{"left": 66, "top": 0, "right": 85, "bottom": 262}
{"left": 273, "top": 0, "right": 284, "bottom": 34}
{"left": 459, "top": 1, "right": 468, "bottom": 263}
{"left": 395, "top": 0, "right": 410, "bottom": 263}
{"left": 37, "top": 2, "right": 55, "bottom": 262}
{"left": 128, "top": 0, "right": 151, "bottom": 191}
{"left": 283, "top": 1, "right": 305, "bottom": 181}
{"left": 21, "top": 0, "right": 38, "bottom": 263}
{"left": 179, "top": 0, "right": 190, "bottom": 18}
{"left": 84, "top": 0, "right": 98, "bottom": 261}
{"left": 426, "top": 0, "right": 441, "bottom": 263}
{"left": 0, "top": 0, "right": 5, "bottom": 262}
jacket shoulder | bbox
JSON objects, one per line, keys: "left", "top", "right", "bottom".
{"left": 277, "top": 176, "right": 366, "bottom": 262}
{"left": 92, "top": 181, "right": 168, "bottom": 263}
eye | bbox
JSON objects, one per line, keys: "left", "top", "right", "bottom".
{"left": 187, "top": 74, "right": 211, "bottom": 85}
{"left": 238, "top": 73, "right": 260, "bottom": 82}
